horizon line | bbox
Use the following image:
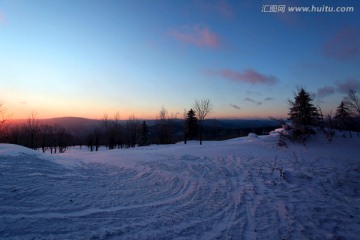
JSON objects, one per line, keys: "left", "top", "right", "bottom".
{"left": 6, "top": 115, "right": 286, "bottom": 122}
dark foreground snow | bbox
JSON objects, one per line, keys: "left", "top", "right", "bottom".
{"left": 0, "top": 133, "right": 359, "bottom": 239}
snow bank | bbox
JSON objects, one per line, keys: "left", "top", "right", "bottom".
{"left": 0, "top": 144, "right": 39, "bottom": 157}
{"left": 1, "top": 134, "right": 359, "bottom": 239}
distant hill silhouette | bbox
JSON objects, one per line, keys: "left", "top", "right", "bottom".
{"left": 7, "top": 117, "right": 279, "bottom": 139}
{"left": 8, "top": 117, "right": 101, "bottom": 137}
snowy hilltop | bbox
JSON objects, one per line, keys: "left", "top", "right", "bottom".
{"left": 0, "top": 132, "right": 359, "bottom": 239}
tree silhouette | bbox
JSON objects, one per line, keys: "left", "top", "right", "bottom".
{"left": 335, "top": 101, "right": 351, "bottom": 134}
{"left": 288, "top": 88, "right": 319, "bottom": 142}
{"left": 344, "top": 90, "right": 360, "bottom": 117}
{"left": 24, "top": 112, "right": 40, "bottom": 149}
{"left": 288, "top": 88, "right": 319, "bottom": 129}
{"left": 103, "top": 113, "right": 120, "bottom": 149}
{"left": 184, "top": 109, "right": 198, "bottom": 144}
{"left": 344, "top": 90, "right": 360, "bottom": 134}
{"left": 0, "top": 101, "right": 11, "bottom": 140}
{"left": 156, "top": 107, "right": 174, "bottom": 144}
{"left": 138, "top": 121, "right": 149, "bottom": 146}
{"left": 194, "top": 99, "right": 213, "bottom": 145}
{"left": 126, "top": 114, "right": 138, "bottom": 148}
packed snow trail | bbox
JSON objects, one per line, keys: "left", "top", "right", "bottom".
{"left": 0, "top": 134, "right": 359, "bottom": 239}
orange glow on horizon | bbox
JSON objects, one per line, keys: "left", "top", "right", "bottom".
{"left": 6, "top": 104, "right": 286, "bottom": 121}
{"left": 3, "top": 95, "right": 287, "bottom": 121}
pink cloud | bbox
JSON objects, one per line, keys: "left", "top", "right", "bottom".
{"left": 317, "top": 86, "right": 335, "bottom": 98}
{"left": 0, "top": 10, "right": 6, "bottom": 25}
{"left": 323, "top": 27, "right": 360, "bottom": 61}
{"left": 217, "top": 68, "right": 278, "bottom": 85}
{"left": 170, "top": 25, "right": 221, "bottom": 48}
{"left": 336, "top": 78, "right": 360, "bottom": 93}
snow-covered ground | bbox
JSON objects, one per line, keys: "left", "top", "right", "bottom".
{"left": 0, "top": 132, "right": 359, "bottom": 239}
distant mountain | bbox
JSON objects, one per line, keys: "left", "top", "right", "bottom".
{"left": 44, "top": 117, "right": 102, "bottom": 137}
{"left": 203, "top": 119, "right": 279, "bottom": 129}
{"left": 8, "top": 117, "right": 102, "bottom": 137}
{"left": 7, "top": 117, "right": 280, "bottom": 138}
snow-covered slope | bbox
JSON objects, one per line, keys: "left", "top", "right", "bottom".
{"left": 0, "top": 133, "right": 359, "bottom": 239}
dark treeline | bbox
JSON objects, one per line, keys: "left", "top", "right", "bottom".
{"left": 0, "top": 113, "right": 73, "bottom": 153}
{"left": 2, "top": 90, "right": 358, "bottom": 152}
{"left": 0, "top": 114, "right": 279, "bottom": 153}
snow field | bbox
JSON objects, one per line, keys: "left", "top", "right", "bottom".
{"left": 0, "top": 133, "right": 359, "bottom": 239}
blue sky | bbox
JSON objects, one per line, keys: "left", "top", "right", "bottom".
{"left": 1, "top": 0, "right": 359, "bottom": 119}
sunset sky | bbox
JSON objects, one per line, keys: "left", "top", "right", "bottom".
{"left": 1, "top": 0, "right": 359, "bottom": 120}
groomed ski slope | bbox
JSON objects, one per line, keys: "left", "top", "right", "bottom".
{"left": 0, "top": 132, "right": 359, "bottom": 239}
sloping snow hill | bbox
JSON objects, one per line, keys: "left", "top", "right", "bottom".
{"left": 0, "top": 134, "right": 359, "bottom": 239}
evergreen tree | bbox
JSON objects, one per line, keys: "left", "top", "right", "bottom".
{"left": 139, "top": 121, "right": 149, "bottom": 146}
{"left": 288, "top": 87, "right": 319, "bottom": 129}
{"left": 335, "top": 101, "right": 351, "bottom": 133}
{"left": 184, "top": 109, "right": 198, "bottom": 144}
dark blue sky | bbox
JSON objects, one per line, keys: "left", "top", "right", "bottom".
{"left": 1, "top": 0, "right": 359, "bottom": 119}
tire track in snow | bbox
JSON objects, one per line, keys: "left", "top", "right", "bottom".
{"left": 0, "top": 150, "right": 275, "bottom": 239}
{"left": 3, "top": 141, "right": 358, "bottom": 240}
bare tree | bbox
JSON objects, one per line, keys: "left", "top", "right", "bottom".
{"left": 87, "top": 128, "right": 101, "bottom": 152}
{"left": 344, "top": 90, "right": 360, "bottom": 116}
{"left": 103, "top": 113, "right": 115, "bottom": 149}
{"left": 7, "top": 125, "right": 22, "bottom": 145}
{"left": 103, "top": 112, "right": 123, "bottom": 149}
{"left": 156, "top": 107, "right": 174, "bottom": 144}
{"left": 0, "top": 102, "right": 11, "bottom": 139}
{"left": 126, "top": 114, "right": 139, "bottom": 148}
{"left": 39, "top": 124, "right": 53, "bottom": 153}
{"left": 194, "top": 98, "right": 213, "bottom": 145}
{"left": 113, "top": 112, "right": 124, "bottom": 149}
{"left": 344, "top": 90, "right": 360, "bottom": 134}
{"left": 55, "top": 125, "right": 69, "bottom": 153}
{"left": 24, "top": 112, "right": 40, "bottom": 149}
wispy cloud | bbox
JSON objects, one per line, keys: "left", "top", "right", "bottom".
{"left": 316, "top": 86, "right": 335, "bottom": 98}
{"left": 215, "top": 68, "right": 278, "bottom": 85}
{"left": 229, "top": 104, "right": 241, "bottom": 110}
{"left": 315, "top": 79, "right": 360, "bottom": 98}
{"left": 170, "top": 25, "right": 221, "bottom": 48}
{"left": 264, "top": 97, "right": 274, "bottom": 101}
{"left": 336, "top": 78, "right": 360, "bottom": 93}
{"left": 244, "top": 97, "right": 262, "bottom": 106}
{"left": 246, "top": 90, "right": 261, "bottom": 96}
{"left": 323, "top": 27, "right": 360, "bottom": 61}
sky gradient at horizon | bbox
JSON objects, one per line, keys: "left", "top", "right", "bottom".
{"left": 1, "top": 0, "right": 360, "bottom": 120}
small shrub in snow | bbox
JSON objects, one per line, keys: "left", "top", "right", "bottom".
{"left": 271, "top": 156, "right": 289, "bottom": 182}
{"left": 277, "top": 131, "right": 288, "bottom": 147}
{"left": 248, "top": 133, "right": 258, "bottom": 139}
